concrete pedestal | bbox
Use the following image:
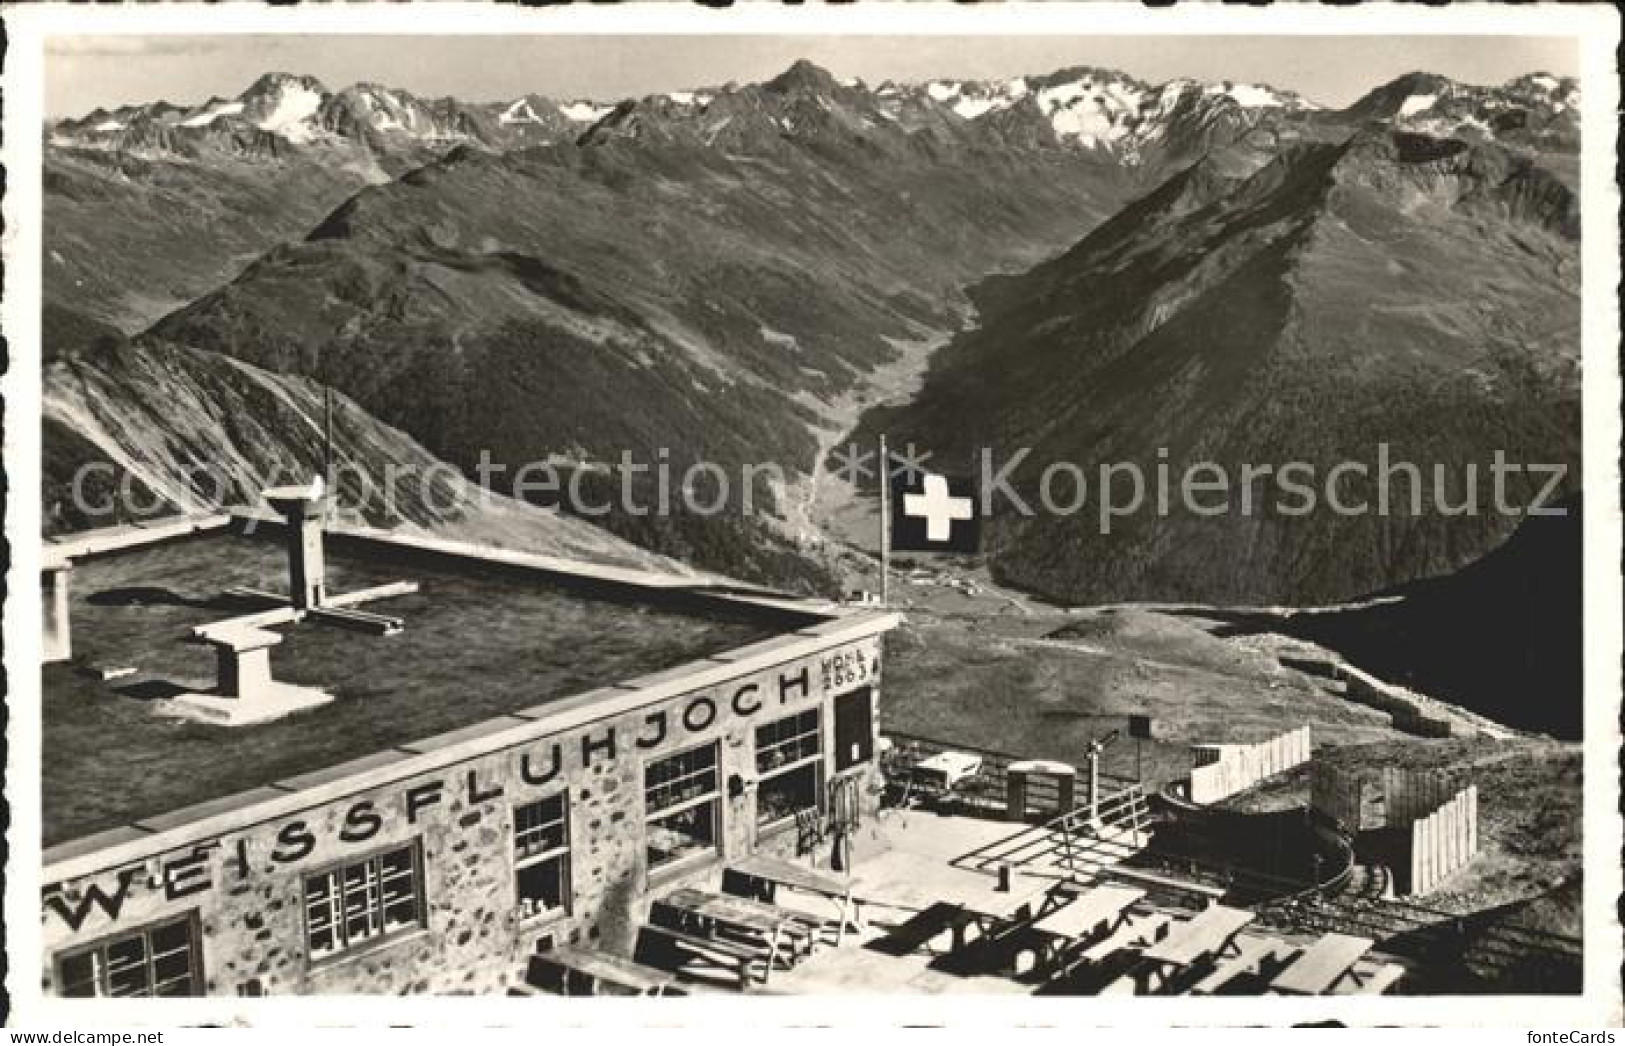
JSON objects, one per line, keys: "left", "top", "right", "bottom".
{"left": 163, "top": 682, "right": 333, "bottom": 727}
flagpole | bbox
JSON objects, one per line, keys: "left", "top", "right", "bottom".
{"left": 878, "top": 434, "right": 891, "bottom": 608}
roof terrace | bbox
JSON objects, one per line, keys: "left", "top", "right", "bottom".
{"left": 43, "top": 526, "right": 801, "bottom": 847}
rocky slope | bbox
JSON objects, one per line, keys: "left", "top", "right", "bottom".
{"left": 42, "top": 318, "right": 684, "bottom": 574}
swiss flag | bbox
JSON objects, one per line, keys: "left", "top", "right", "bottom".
{"left": 890, "top": 468, "right": 980, "bottom": 553}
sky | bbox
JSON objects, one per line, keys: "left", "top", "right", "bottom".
{"left": 46, "top": 34, "right": 1580, "bottom": 119}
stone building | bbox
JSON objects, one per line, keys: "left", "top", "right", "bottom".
{"left": 40, "top": 508, "right": 897, "bottom": 996}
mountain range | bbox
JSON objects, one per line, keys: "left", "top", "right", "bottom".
{"left": 43, "top": 61, "right": 1582, "bottom": 603}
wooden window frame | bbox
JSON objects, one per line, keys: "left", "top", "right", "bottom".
{"left": 302, "top": 841, "right": 425, "bottom": 962}
{"left": 55, "top": 911, "right": 203, "bottom": 998}
{"left": 755, "top": 708, "right": 825, "bottom": 830}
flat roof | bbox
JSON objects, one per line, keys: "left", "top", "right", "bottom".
{"left": 43, "top": 526, "right": 809, "bottom": 847}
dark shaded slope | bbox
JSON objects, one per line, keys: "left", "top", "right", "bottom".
{"left": 1281, "top": 496, "right": 1582, "bottom": 739}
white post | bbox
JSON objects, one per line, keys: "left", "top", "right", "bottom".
{"left": 879, "top": 434, "right": 891, "bottom": 608}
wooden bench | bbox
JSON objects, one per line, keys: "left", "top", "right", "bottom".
{"left": 725, "top": 854, "right": 863, "bottom": 945}
{"left": 1142, "top": 905, "right": 1255, "bottom": 967}
{"left": 1053, "top": 945, "right": 1155, "bottom": 996}
{"left": 652, "top": 888, "right": 799, "bottom": 969}
{"left": 706, "top": 892, "right": 824, "bottom": 954}
{"left": 871, "top": 901, "right": 981, "bottom": 957}
{"left": 636, "top": 922, "right": 763, "bottom": 991}
{"left": 1043, "top": 911, "right": 1172, "bottom": 991}
{"left": 1106, "top": 866, "right": 1229, "bottom": 904}
{"left": 1076, "top": 912, "right": 1172, "bottom": 966}
{"left": 1025, "top": 886, "right": 1146, "bottom": 974}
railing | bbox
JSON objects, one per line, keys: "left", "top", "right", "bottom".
{"left": 1048, "top": 786, "right": 1152, "bottom": 878}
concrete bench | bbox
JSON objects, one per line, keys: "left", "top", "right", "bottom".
{"left": 166, "top": 621, "right": 331, "bottom": 726}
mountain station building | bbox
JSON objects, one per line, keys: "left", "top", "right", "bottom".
{"left": 39, "top": 498, "right": 896, "bottom": 996}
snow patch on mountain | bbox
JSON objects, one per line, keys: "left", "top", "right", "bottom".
{"left": 499, "top": 99, "right": 546, "bottom": 125}
{"left": 258, "top": 82, "right": 324, "bottom": 142}
{"left": 1398, "top": 92, "right": 1440, "bottom": 119}
{"left": 181, "top": 101, "right": 244, "bottom": 128}
{"left": 1037, "top": 76, "right": 1147, "bottom": 148}
{"left": 1219, "top": 83, "right": 1285, "bottom": 108}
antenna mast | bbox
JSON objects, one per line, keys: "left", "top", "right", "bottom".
{"left": 322, "top": 386, "right": 335, "bottom": 522}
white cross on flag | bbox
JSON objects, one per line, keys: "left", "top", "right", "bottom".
{"left": 890, "top": 467, "right": 980, "bottom": 553}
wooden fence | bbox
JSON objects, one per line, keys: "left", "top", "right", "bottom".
{"left": 1188, "top": 727, "right": 1311, "bottom": 804}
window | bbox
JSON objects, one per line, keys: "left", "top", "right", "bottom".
{"left": 645, "top": 742, "right": 721, "bottom": 871}
{"left": 304, "top": 844, "right": 423, "bottom": 960}
{"left": 514, "top": 794, "right": 570, "bottom": 919}
{"left": 58, "top": 914, "right": 201, "bottom": 997}
{"left": 756, "top": 709, "right": 824, "bottom": 827}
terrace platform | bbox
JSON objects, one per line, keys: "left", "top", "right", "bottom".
{"left": 761, "top": 807, "right": 1148, "bottom": 994}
